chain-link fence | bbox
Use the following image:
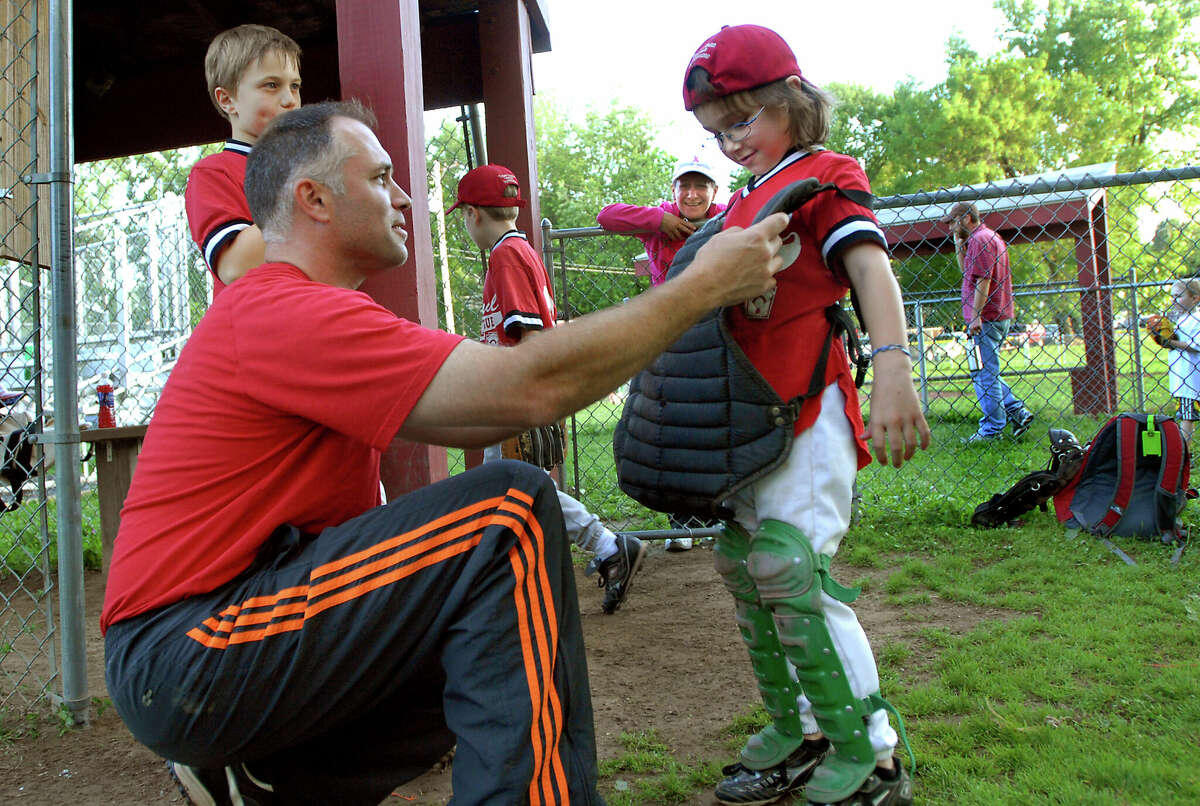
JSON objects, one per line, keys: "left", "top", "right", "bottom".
{"left": 539, "top": 164, "right": 1200, "bottom": 529}
{"left": 73, "top": 150, "right": 214, "bottom": 427}
{"left": 0, "top": 0, "right": 59, "bottom": 718}
{"left": 3, "top": 71, "right": 1198, "bottom": 716}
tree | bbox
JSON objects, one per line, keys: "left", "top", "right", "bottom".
{"left": 998, "top": 0, "right": 1200, "bottom": 171}
{"left": 827, "top": 0, "right": 1200, "bottom": 195}
{"left": 534, "top": 96, "right": 676, "bottom": 316}
{"left": 534, "top": 95, "right": 675, "bottom": 231}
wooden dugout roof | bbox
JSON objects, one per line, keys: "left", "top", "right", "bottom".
{"left": 73, "top": 0, "right": 551, "bottom": 162}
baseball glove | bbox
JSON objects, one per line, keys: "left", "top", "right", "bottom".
{"left": 1145, "top": 314, "right": 1174, "bottom": 347}
{"left": 501, "top": 422, "right": 566, "bottom": 470}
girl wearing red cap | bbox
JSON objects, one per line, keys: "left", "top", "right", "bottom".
{"left": 680, "top": 24, "right": 929, "bottom": 806}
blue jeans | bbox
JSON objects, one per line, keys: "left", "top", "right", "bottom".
{"left": 972, "top": 319, "right": 1027, "bottom": 437}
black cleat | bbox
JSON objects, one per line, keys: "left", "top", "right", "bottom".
{"left": 715, "top": 739, "right": 830, "bottom": 805}
{"left": 806, "top": 759, "right": 913, "bottom": 806}
{"left": 1011, "top": 409, "right": 1035, "bottom": 438}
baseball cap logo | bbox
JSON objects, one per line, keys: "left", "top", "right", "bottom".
{"left": 689, "top": 41, "right": 717, "bottom": 67}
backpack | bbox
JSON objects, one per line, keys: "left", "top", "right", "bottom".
{"left": 971, "top": 428, "right": 1086, "bottom": 528}
{"left": 1052, "top": 413, "right": 1191, "bottom": 565}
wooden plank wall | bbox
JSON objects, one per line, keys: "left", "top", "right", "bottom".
{"left": 0, "top": 0, "right": 51, "bottom": 268}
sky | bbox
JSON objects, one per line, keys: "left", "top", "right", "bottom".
{"left": 528, "top": 0, "right": 1013, "bottom": 184}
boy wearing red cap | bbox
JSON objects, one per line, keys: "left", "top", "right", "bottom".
{"left": 679, "top": 24, "right": 929, "bottom": 806}
{"left": 451, "top": 164, "right": 647, "bottom": 614}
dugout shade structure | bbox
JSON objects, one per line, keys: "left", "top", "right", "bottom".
{"left": 878, "top": 162, "right": 1120, "bottom": 416}
{"left": 62, "top": 0, "right": 551, "bottom": 496}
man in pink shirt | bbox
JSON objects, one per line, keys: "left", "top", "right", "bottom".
{"left": 943, "top": 201, "right": 1034, "bottom": 442}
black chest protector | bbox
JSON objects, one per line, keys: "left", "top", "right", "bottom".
{"left": 612, "top": 179, "right": 872, "bottom": 520}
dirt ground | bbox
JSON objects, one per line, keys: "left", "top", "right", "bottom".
{"left": 2, "top": 540, "right": 1000, "bottom": 805}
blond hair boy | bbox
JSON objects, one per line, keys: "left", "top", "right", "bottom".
{"left": 185, "top": 24, "right": 302, "bottom": 296}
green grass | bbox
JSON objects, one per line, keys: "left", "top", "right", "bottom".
{"left": 0, "top": 485, "right": 103, "bottom": 577}
{"left": 597, "top": 730, "right": 725, "bottom": 806}
{"left": 595, "top": 510, "right": 1200, "bottom": 805}
{"left": 524, "top": 335, "right": 1183, "bottom": 532}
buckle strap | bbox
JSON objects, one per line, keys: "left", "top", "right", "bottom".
{"left": 816, "top": 553, "right": 860, "bottom": 603}
{"left": 865, "top": 692, "right": 916, "bottom": 776}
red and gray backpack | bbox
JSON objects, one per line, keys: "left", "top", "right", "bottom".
{"left": 1053, "top": 413, "right": 1192, "bottom": 565}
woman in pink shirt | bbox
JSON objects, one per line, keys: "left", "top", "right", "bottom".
{"left": 597, "top": 156, "right": 726, "bottom": 286}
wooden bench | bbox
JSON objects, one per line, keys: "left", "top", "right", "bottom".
{"left": 78, "top": 425, "right": 148, "bottom": 574}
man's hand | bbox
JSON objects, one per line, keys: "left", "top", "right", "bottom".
{"left": 402, "top": 213, "right": 788, "bottom": 446}
{"left": 659, "top": 212, "right": 698, "bottom": 241}
{"left": 968, "top": 316, "right": 983, "bottom": 336}
{"left": 681, "top": 212, "right": 789, "bottom": 309}
{"left": 862, "top": 352, "right": 931, "bottom": 468}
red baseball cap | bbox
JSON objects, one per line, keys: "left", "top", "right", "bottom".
{"left": 447, "top": 164, "right": 528, "bottom": 213}
{"left": 682, "top": 25, "right": 803, "bottom": 111}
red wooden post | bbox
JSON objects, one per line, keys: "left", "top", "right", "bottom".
{"left": 336, "top": 0, "right": 449, "bottom": 496}
{"left": 1069, "top": 191, "right": 1118, "bottom": 414}
{"left": 479, "top": 0, "right": 543, "bottom": 255}
{"left": 465, "top": 0, "right": 545, "bottom": 477}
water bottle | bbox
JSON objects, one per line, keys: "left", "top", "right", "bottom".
{"left": 965, "top": 337, "right": 982, "bottom": 373}
{"left": 97, "top": 383, "right": 116, "bottom": 428}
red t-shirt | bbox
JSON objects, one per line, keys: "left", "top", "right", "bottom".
{"left": 723, "top": 150, "right": 887, "bottom": 468}
{"left": 480, "top": 231, "right": 557, "bottom": 345}
{"left": 184, "top": 141, "right": 253, "bottom": 299}
{"left": 101, "top": 263, "right": 464, "bottom": 631}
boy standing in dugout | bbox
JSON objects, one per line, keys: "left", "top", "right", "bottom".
{"left": 680, "top": 25, "right": 930, "bottom": 806}
{"left": 450, "top": 164, "right": 647, "bottom": 614}
{"left": 186, "top": 24, "right": 302, "bottom": 298}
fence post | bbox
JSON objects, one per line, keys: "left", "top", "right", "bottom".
{"left": 1128, "top": 268, "right": 1145, "bottom": 411}
{"left": 541, "top": 217, "right": 554, "bottom": 292}
{"left": 48, "top": 0, "right": 88, "bottom": 725}
{"left": 913, "top": 300, "right": 930, "bottom": 413}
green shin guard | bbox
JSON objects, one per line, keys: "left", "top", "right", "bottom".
{"left": 747, "top": 519, "right": 875, "bottom": 802}
{"left": 715, "top": 521, "right": 807, "bottom": 769}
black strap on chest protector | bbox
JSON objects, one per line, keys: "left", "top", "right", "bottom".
{"left": 613, "top": 178, "right": 877, "bottom": 518}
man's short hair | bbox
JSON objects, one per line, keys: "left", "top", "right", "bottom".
{"left": 941, "top": 201, "right": 980, "bottom": 224}
{"left": 205, "top": 24, "right": 302, "bottom": 120}
{"left": 245, "top": 100, "right": 378, "bottom": 241}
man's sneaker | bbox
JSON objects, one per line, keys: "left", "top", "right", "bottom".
{"left": 665, "top": 536, "right": 694, "bottom": 552}
{"left": 1010, "top": 409, "right": 1035, "bottom": 438}
{"left": 168, "top": 760, "right": 276, "bottom": 806}
{"left": 168, "top": 761, "right": 232, "bottom": 806}
{"left": 962, "top": 431, "right": 999, "bottom": 445}
{"left": 715, "top": 738, "right": 829, "bottom": 805}
{"left": 227, "top": 762, "right": 277, "bottom": 805}
{"left": 590, "top": 534, "right": 646, "bottom": 614}
{"left": 807, "top": 759, "right": 912, "bottom": 806}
